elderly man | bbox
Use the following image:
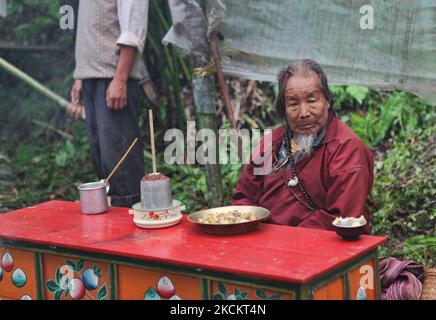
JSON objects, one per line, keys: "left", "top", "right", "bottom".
{"left": 70, "top": 1, "right": 148, "bottom": 207}
{"left": 232, "top": 59, "right": 374, "bottom": 232}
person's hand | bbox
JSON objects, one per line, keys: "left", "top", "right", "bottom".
{"left": 70, "top": 79, "right": 83, "bottom": 105}
{"left": 106, "top": 77, "right": 128, "bottom": 110}
{"left": 67, "top": 102, "right": 86, "bottom": 120}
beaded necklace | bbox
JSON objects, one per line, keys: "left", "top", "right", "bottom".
{"left": 277, "top": 136, "right": 319, "bottom": 212}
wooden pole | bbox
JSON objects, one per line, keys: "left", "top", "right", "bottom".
{"left": 0, "top": 57, "right": 70, "bottom": 109}
{"left": 209, "top": 31, "right": 243, "bottom": 160}
{"left": 209, "top": 31, "right": 237, "bottom": 130}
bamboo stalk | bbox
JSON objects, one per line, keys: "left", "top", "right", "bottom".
{"left": 148, "top": 32, "right": 173, "bottom": 128}
{"left": 170, "top": 45, "right": 186, "bottom": 130}
{"left": 0, "top": 57, "right": 70, "bottom": 109}
{"left": 152, "top": 0, "right": 170, "bottom": 31}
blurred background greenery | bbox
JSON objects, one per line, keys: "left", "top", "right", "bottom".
{"left": 0, "top": 0, "right": 434, "bottom": 266}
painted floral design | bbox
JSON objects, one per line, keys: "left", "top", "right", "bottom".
{"left": 255, "top": 289, "right": 281, "bottom": 300}
{"left": 1, "top": 252, "right": 14, "bottom": 272}
{"left": 46, "top": 259, "right": 107, "bottom": 300}
{"left": 147, "top": 212, "right": 160, "bottom": 220}
{"left": 212, "top": 282, "right": 281, "bottom": 300}
{"left": 144, "top": 275, "right": 182, "bottom": 300}
{"left": 0, "top": 252, "right": 28, "bottom": 290}
{"left": 12, "top": 268, "right": 27, "bottom": 288}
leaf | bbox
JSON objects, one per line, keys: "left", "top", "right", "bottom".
{"left": 76, "top": 259, "right": 85, "bottom": 272}
{"left": 55, "top": 266, "right": 62, "bottom": 284}
{"left": 267, "top": 294, "right": 281, "bottom": 300}
{"left": 346, "top": 85, "right": 369, "bottom": 104}
{"left": 234, "top": 287, "right": 241, "bottom": 296}
{"left": 241, "top": 292, "right": 248, "bottom": 300}
{"left": 97, "top": 284, "right": 107, "bottom": 300}
{"left": 218, "top": 282, "right": 227, "bottom": 296}
{"left": 15, "top": 144, "right": 35, "bottom": 164}
{"left": 64, "top": 288, "right": 70, "bottom": 298}
{"left": 54, "top": 289, "right": 63, "bottom": 300}
{"left": 55, "top": 151, "right": 68, "bottom": 167}
{"left": 65, "top": 259, "right": 77, "bottom": 272}
{"left": 46, "top": 280, "right": 59, "bottom": 292}
{"left": 213, "top": 293, "right": 224, "bottom": 300}
{"left": 65, "top": 140, "right": 76, "bottom": 156}
{"left": 256, "top": 290, "right": 267, "bottom": 299}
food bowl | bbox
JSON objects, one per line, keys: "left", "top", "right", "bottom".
{"left": 333, "top": 224, "right": 367, "bottom": 240}
{"left": 332, "top": 216, "right": 367, "bottom": 240}
{"left": 188, "top": 205, "right": 270, "bottom": 235}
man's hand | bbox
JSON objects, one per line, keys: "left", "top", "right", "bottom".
{"left": 106, "top": 77, "right": 128, "bottom": 110}
{"left": 68, "top": 80, "right": 85, "bottom": 120}
{"left": 70, "top": 79, "right": 82, "bottom": 105}
{"left": 106, "top": 45, "right": 137, "bottom": 110}
{"left": 67, "top": 102, "right": 86, "bottom": 120}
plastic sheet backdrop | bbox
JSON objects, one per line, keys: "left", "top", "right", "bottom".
{"left": 0, "top": 0, "right": 7, "bottom": 18}
{"left": 164, "top": 0, "right": 436, "bottom": 105}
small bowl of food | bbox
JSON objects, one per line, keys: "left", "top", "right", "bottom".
{"left": 332, "top": 215, "right": 368, "bottom": 240}
{"left": 188, "top": 205, "right": 270, "bottom": 235}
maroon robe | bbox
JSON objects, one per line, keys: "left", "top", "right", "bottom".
{"left": 232, "top": 113, "right": 374, "bottom": 233}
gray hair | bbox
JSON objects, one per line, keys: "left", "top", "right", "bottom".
{"left": 275, "top": 59, "right": 333, "bottom": 119}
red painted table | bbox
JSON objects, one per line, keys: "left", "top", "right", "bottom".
{"left": 0, "top": 200, "right": 386, "bottom": 300}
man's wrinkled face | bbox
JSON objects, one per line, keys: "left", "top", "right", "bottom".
{"left": 284, "top": 71, "right": 330, "bottom": 136}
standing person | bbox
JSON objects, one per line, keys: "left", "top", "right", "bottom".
{"left": 70, "top": 0, "right": 149, "bottom": 207}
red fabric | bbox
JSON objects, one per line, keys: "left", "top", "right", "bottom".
{"left": 232, "top": 113, "right": 374, "bottom": 233}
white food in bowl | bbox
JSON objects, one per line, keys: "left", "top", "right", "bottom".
{"left": 333, "top": 215, "right": 367, "bottom": 227}
{"left": 198, "top": 210, "right": 255, "bottom": 224}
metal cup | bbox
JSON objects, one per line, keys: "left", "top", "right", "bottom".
{"left": 77, "top": 180, "right": 110, "bottom": 214}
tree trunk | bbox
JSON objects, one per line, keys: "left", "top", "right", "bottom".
{"left": 191, "top": 67, "right": 224, "bottom": 207}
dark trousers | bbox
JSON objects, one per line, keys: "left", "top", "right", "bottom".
{"left": 82, "top": 79, "right": 144, "bottom": 207}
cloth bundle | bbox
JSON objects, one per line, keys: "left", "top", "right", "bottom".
{"left": 379, "top": 257, "right": 425, "bottom": 300}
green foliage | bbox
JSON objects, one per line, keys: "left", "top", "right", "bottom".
{"left": 401, "top": 235, "right": 436, "bottom": 268}
{"left": 332, "top": 86, "right": 436, "bottom": 266}
{"left": 346, "top": 85, "right": 370, "bottom": 105}
{"left": 0, "top": 0, "right": 73, "bottom": 46}
{"left": 145, "top": 0, "right": 192, "bottom": 130}
{"left": 347, "top": 92, "right": 431, "bottom": 148}
{"left": 371, "top": 125, "right": 435, "bottom": 263}
{"left": 5, "top": 122, "right": 94, "bottom": 208}
{"left": 330, "top": 85, "right": 371, "bottom": 110}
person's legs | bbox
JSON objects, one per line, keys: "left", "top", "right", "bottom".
{"left": 94, "top": 79, "right": 145, "bottom": 207}
{"left": 82, "top": 79, "right": 104, "bottom": 179}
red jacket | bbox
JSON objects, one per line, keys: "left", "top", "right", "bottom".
{"left": 232, "top": 113, "right": 374, "bottom": 233}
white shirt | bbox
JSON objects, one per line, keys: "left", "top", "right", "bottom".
{"left": 74, "top": 0, "right": 149, "bottom": 80}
